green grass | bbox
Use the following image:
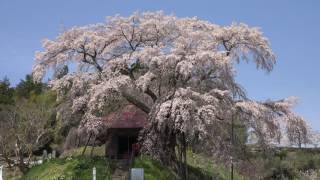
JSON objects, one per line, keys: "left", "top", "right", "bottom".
{"left": 60, "top": 145, "right": 105, "bottom": 158}
{"left": 187, "top": 150, "right": 244, "bottom": 180}
{"left": 132, "top": 151, "right": 244, "bottom": 180}
{"left": 20, "top": 156, "right": 110, "bottom": 180}
{"left": 132, "top": 155, "right": 180, "bottom": 180}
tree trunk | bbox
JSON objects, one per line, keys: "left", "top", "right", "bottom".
{"left": 177, "top": 141, "right": 183, "bottom": 178}
{"left": 15, "top": 137, "right": 28, "bottom": 173}
{"left": 141, "top": 105, "right": 182, "bottom": 177}
{"left": 181, "top": 133, "right": 187, "bottom": 180}
{"left": 298, "top": 132, "right": 302, "bottom": 149}
{"left": 76, "top": 133, "right": 81, "bottom": 147}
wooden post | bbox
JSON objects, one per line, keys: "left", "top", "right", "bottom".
{"left": 231, "top": 114, "right": 234, "bottom": 180}
{"left": 182, "top": 133, "right": 187, "bottom": 180}
{"left": 42, "top": 150, "right": 47, "bottom": 162}
{"left": 128, "top": 136, "right": 130, "bottom": 158}
{"left": 0, "top": 165, "right": 3, "bottom": 180}
{"left": 52, "top": 150, "right": 56, "bottom": 159}
{"left": 93, "top": 167, "right": 96, "bottom": 180}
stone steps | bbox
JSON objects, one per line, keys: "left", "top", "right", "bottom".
{"left": 111, "top": 159, "right": 129, "bottom": 180}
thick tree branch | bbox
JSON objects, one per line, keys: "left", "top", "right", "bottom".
{"left": 145, "top": 88, "right": 157, "bottom": 102}
{"left": 122, "top": 91, "right": 150, "bottom": 113}
{"left": 79, "top": 47, "right": 103, "bottom": 72}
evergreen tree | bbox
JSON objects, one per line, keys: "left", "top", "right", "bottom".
{"left": 15, "top": 74, "right": 44, "bottom": 98}
{"left": 0, "top": 76, "right": 14, "bottom": 104}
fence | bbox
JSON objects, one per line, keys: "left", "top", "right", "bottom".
{"left": 0, "top": 151, "right": 145, "bottom": 180}
{"left": 0, "top": 165, "right": 3, "bottom": 180}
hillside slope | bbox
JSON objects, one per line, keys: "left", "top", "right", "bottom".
{"left": 19, "top": 146, "right": 243, "bottom": 180}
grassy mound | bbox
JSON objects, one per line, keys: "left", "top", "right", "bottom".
{"left": 20, "top": 156, "right": 109, "bottom": 180}
{"left": 15, "top": 146, "right": 320, "bottom": 179}
{"left": 19, "top": 146, "right": 244, "bottom": 180}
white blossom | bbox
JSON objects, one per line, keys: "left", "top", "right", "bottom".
{"left": 136, "top": 72, "right": 156, "bottom": 92}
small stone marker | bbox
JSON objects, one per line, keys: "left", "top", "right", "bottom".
{"left": 52, "top": 150, "right": 56, "bottom": 159}
{"left": 0, "top": 165, "right": 3, "bottom": 180}
{"left": 131, "top": 168, "right": 144, "bottom": 180}
{"left": 48, "top": 153, "right": 52, "bottom": 160}
{"left": 92, "top": 167, "right": 96, "bottom": 180}
{"left": 43, "top": 150, "right": 48, "bottom": 161}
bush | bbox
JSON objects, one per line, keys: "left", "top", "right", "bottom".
{"left": 264, "top": 161, "right": 297, "bottom": 180}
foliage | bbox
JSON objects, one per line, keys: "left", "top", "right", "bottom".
{"left": 15, "top": 74, "right": 44, "bottom": 99}
{"left": 0, "top": 76, "right": 14, "bottom": 105}
{"left": 264, "top": 160, "right": 297, "bottom": 180}
{"left": 238, "top": 148, "right": 320, "bottom": 179}
{"left": 0, "top": 88, "right": 56, "bottom": 173}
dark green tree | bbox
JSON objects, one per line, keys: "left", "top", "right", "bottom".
{"left": 0, "top": 76, "right": 14, "bottom": 104}
{"left": 15, "top": 74, "right": 44, "bottom": 98}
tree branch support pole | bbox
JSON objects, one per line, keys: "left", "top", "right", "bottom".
{"left": 178, "top": 132, "right": 188, "bottom": 180}
{"left": 182, "top": 132, "right": 187, "bottom": 180}
{"left": 231, "top": 114, "right": 234, "bottom": 180}
{"left": 82, "top": 133, "right": 93, "bottom": 156}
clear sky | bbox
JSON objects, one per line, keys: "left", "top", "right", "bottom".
{"left": 0, "top": 0, "right": 319, "bottom": 130}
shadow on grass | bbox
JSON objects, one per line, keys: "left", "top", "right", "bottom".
{"left": 133, "top": 155, "right": 215, "bottom": 180}
{"left": 187, "top": 164, "right": 214, "bottom": 180}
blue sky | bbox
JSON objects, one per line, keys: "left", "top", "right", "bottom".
{"left": 0, "top": 0, "right": 319, "bottom": 130}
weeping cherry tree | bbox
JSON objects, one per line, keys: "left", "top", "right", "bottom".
{"left": 32, "top": 11, "right": 310, "bottom": 178}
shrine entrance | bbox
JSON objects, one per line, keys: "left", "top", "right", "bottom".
{"left": 117, "top": 136, "right": 138, "bottom": 159}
